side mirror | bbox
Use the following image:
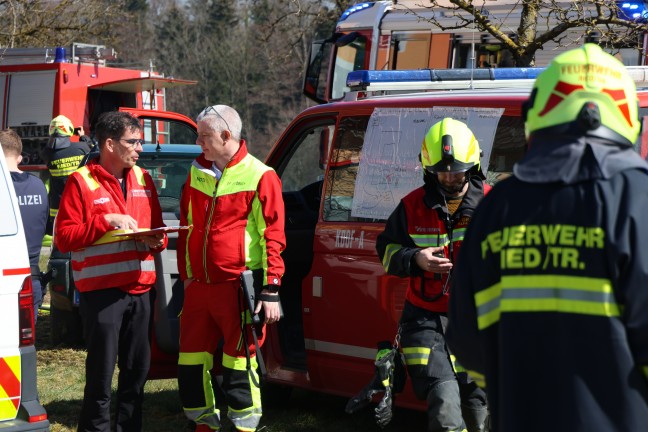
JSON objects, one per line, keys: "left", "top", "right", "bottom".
{"left": 303, "top": 37, "right": 336, "bottom": 104}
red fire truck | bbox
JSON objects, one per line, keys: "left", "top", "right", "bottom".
{"left": 304, "top": 0, "right": 648, "bottom": 103}
{"left": 0, "top": 42, "right": 196, "bottom": 172}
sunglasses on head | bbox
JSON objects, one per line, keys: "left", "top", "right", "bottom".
{"left": 202, "top": 106, "right": 232, "bottom": 132}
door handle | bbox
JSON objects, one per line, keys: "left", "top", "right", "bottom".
{"left": 338, "top": 256, "right": 356, "bottom": 262}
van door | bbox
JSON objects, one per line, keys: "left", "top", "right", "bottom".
{"left": 301, "top": 114, "right": 412, "bottom": 399}
{"left": 265, "top": 115, "right": 337, "bottom": 371}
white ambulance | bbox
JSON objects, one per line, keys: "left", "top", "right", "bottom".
{"left": 0, "top": 149, "right": 49, "bottom": 430}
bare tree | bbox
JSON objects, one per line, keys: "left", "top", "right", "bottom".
{"left": 0, "top": 0, "right": 128, "bottom": 50}
{"left": 402, "top": 0, "right": 648, "bottom": 66}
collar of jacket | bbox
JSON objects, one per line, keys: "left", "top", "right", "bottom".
{"left": 195, "top": 139, "right": 249, "bottom": 170}
{"left": 422, "top": 175, "right": 484, "bottom": 218}
{"left": 46, "top": 135, "right": 72, "bottom": 150}
{"left": 514, "top": 135, "right": 648, "bottom": 185}
{"left": 86, "top": 158, "right": 135, "bottom": 183}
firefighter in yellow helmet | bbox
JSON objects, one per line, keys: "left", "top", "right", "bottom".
{"left": 376, "top": 117, "right": 490, "bottom": 431}
{"left": 40, "top": 114, "right": 92, "bottom": 234}
{"left": 447, "top": 44, "right": 648, "bottom": 431}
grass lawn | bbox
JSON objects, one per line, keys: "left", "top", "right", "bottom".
{"left": 36, "top": 306, "right": 191, "bottom": 432}
{"left": 35, "top": 251, "right": 426, "bottom": 431}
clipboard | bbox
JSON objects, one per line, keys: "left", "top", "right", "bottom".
{"left": 112, "top": 225, "right": 192, "bottom": 238}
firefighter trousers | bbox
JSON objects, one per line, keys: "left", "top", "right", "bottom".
{"left": 178, "top": 280, "right": 265, "bottom": 431}
{"left": 400, "top": 301, "right": 489, "bottom": 432}
{"left": 77, "top": 288, "right": 151, "bottom": 432}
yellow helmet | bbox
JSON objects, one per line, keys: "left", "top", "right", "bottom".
{"left": 523, "top": 43, "right": 640, "bottom": 146}
{"left": 49, "top": 115, "right": 74, "bottom": 137}
{"left": 421, "top": 118, "right": 481, "bottom": 173}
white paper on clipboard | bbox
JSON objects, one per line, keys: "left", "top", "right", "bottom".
{"left": 112, "top": 225, "right": 192, "bottom": 238}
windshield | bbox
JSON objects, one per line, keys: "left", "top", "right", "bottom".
{"left": 138, "top": 155, "right": 194, "bottom": 214}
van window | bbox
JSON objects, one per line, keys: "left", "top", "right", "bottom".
{"left": 0, "top": 166, "right": 19, "bottom": 236}
{"left": 323, "top": 116, "right": 371, "bottom": 222}
{"left": 390, "top": 32, "right": 432, "bottom": 70}
{"left": 281, "top": 124, "right": 333, "bottom": 193}
{"left": 322, "top": 114, "right": 526, "bottom": 222}
{"left": 485, "top": 116, "right": 526, "bottom": 185}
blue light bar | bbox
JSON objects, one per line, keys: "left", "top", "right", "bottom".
{"left": 340, "top": 2, "right": 375, "bottom": 22}
{"left": 346, "top": 68, "right": 546, "bottom": 88}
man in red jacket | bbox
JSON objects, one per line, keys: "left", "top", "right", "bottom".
{"left": 177, "top": 105, "right": 285, "bottom": 432}
{"left": 55, "top": 111, "right": 167, "bottom": 432}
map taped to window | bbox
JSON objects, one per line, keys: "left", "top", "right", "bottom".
{"left": 351, "top": 107, "right": 503, "bottom": 220}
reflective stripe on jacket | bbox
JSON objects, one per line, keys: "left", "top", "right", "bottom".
{"left": 377, "top": 176, "right": 487, "bottom": 313}
{"left": 41, "top": 137, "right": 90, "bottom": 217}
{"left": 447, "top": 165, "right": 648, "bottom": 431}
{"left": 177, "top": 141, "right": 285, "bottom": 286}
{"left": 56, "top": 162, "right": 163, "bottom": 292}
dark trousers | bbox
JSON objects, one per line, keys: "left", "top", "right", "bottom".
{"left": 32, "top": 277, "right": 43, "bottom": 323}
{"left": 77, "top": 288, "right": 151, "bottom": 432}
{"left": 400, "top": 301, "right": 488, "bottom": 432}
{"left": 30, "top": 264, "right": 43, "bottom": 323}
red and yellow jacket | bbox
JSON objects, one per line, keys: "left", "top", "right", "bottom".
{"left": 54, "top": 160, "right": 167, "bottom": 294}
{"left": 376, "top": 176, "right": 488, "bottom": 313}
{"left": 178, "top": 141, "right": 285, "bottom": 286}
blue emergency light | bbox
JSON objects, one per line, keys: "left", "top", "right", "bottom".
{"left": 617, "top": 1, "right": 648, "bottom": 21}
{"left": 346, "top": 68, "right": 546, "bottom": 88}
{"left": 340, "top": 2, "right": 376, "bottom": 21}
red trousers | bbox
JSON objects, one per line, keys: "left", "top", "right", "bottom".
{"left": 179, "top": 280, "right": 265, "bottom": 357}
{"left": 178, "top": 279, "right": 265, "bottom": 431}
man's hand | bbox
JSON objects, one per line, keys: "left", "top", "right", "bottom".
{"left": 254, "top": 290, "right": 281, "bottom": 324}
{"left": 105, "top": 213, "right": 138, "bottom": 230}
{"left": 138, "top": 233, "right": 164, "bottom": 249}
{"left": 415, "top": 246, "right": 453, "bottom": 274}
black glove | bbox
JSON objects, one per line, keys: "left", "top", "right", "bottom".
{"left": 345, "top": 341, "right": 393, "bottom": 414}
{"left": 345, "top": 341, "right": 406, "bottom": 428}
{"left": 375, "top": 384, "right": 393, "bottom": 428}
{"left": 345, "top": 372, "right": 384, "bottom": 414}
{"left": 373, "top": 345, "right": 398, "bottom": 427}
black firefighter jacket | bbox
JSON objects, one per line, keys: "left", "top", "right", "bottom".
{"left": 446, "top": 134, "right": 648, "bottom": 431}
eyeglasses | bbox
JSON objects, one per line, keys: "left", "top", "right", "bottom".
{"left": 117, "top": 138, "right": 145, "bottom": 149}
{"left": 202, "top": 106, "right": 231, "bottom": 132}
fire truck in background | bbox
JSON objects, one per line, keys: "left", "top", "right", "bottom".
{"left": 0, "top": 42, "right": 196, "bottom": 173}
{"left": 304, "top": 0, "right": 648, "bottom": 103}
{"left": 0, "top": 43, "right": 201, "bottom": 349}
